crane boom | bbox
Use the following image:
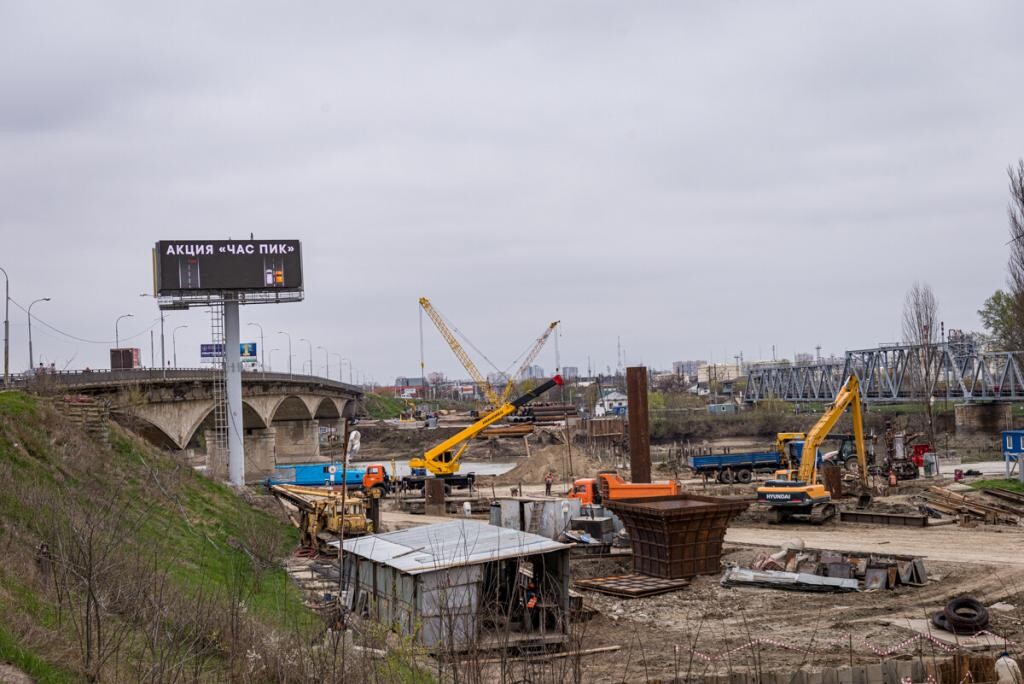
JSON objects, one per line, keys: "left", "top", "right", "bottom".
{"left": 418, "top": 297, "right": 501, "bottom": 405}
{"left": 499, "top": 320, "right": 559, "bottom": 404}
{"left": 410, "top": 375, "right": 564, "bottom": 476}
{"left": 797, "top": 375, "right": 867, "bottom": 486}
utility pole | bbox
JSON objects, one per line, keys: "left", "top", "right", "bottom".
{"left": 1, "top": 266, "right": 9, "bottom": 385}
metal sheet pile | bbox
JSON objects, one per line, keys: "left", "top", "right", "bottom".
{"left": 722, "top": 542, "right": 928, "bottom": 593}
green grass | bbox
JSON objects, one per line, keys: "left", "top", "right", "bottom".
{"left": 0, "top": 391, "right": 320, "bottom": 677}
{"left": 0, "top": 624, "right": 77, "bottom": 683}
{"left": 363, "top": 392, "right": 409, "bottom": 419}
{"left": 968, "top": 478, "right": 1024, "bottom": 493}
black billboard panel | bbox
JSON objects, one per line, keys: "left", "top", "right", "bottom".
{"left": 154, "top": 240, "right": 303, "bottom": 294}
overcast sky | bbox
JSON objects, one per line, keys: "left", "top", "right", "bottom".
{"left": 1, "top": 2, "right": 1022, "bottom": 383}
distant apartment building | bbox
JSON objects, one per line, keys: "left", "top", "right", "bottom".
{"left": 697, "top": 363, "right": 745, "bottom": 384}
{"left": 561, "top": 366, "right": 579, "bottom": 380}
{"left": 381, "top": 376, "right": 429, "bottom": 399}
{"left": 521, "top": 364, "right": 546, "bottom": 380}
{"left": 672, "top": 360, "right": 705, "bottom": 378}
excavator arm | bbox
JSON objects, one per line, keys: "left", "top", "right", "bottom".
{"left": 410, "top": 375, "right": 564, "bottom": 476}
{"left": 797, "top": 375, "right": 867, "bottom": 486}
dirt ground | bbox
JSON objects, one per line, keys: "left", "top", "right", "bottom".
{"left": 352, "top": 421, "right": 1024, "bottom": 680}
{"left": 571, "top": 544, "right": 1024, "bottom": 682}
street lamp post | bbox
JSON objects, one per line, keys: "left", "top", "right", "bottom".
{"left": 27, "top": 297, "right": 50, "bottom": 370}
{"left": 248, "top": 322, "right": 265, "bottom": 370}
{"left": 341, "top": 357, "right": 352, "bottom": 384}
{"left": 269, "top": 347, "right": 279, "bottom": 372}
{"left": 172, "top": 325, "right": 188, "bottom": 367}
{"left": 0, "top": 266, "right": 8, "bottom": 385}
{"left": 331, "top": 353, "right": 343, "bottom": 382}
{"left": 317, "top": 345, "right": 329, "bottom": 377}
{"left": 115, "top": 314, "right": 134, "bottom": 350}
{"left": 139, "top": 294, "right": 166, "bottom": 372}
{"left": 276, "top": 331, "right": 292, "bottom": 375}
{"left": 299, "top": 338, "right": 313, "bottom": 376}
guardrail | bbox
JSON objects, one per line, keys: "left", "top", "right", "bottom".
{"left": 4, "top": 367, "right": 364, "bottom": 395}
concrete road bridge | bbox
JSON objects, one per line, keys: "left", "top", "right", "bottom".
{"left": 17, "top": 368, "right": 363, "bottom": 481}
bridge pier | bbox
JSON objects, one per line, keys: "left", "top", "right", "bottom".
{"left": 274, "top": 419, "right": 321, "bottom": 463}
{"left": 955, "top": 403, "right": 1011, "bottom": 435}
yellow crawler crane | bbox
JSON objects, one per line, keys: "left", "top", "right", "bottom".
{"left": 756, "top": 376, "right": 869, "bottom": 524}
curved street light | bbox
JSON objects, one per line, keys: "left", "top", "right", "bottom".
{"left": 276, "top": 331, "right": 292, "bottom": 375}
{"left": 247, "top": 322, "right": 265, "bottom": 370}
{"left": 172, "top": 325, "right": 188, "bottom": 367}
{"left": 269, "top": 347, "right": 280, "bottom": 373}
{"left": 27, "top": 297, "right": 51, "bottom": 370}
{"left": 299, "top": 337, "right": 313, "bottom": 376}
{"left": 317, "top": 345, "right": 329, "bottom": 377}
{"left": 115, "top": 313, "right": 134, "bottom": 350}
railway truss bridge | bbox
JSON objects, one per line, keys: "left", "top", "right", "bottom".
{"left": 743, "top": 345, "right": 1024, "bottom": 404}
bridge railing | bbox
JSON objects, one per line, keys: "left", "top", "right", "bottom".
{"left": 5, "top": 367, "right": 364, "bottom": 395}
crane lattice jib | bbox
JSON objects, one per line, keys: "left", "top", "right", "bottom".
{"left": 499, "top": 320, "right": 560, "bottom": 404}
{"left": 798, "top": 375, "right": 867, "bottom": 486}
{"left": 418, "top": 297, "right": 500, "bottom": 405}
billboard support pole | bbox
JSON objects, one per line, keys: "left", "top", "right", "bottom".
{"left": 224, "top": 294, "right": 245, "bottom": 486}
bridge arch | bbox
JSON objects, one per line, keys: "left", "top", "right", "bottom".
{"left": 270, "top": 395, "right": 315, "bottom": 423}
{"left": 182, "top": 400, "right": 269, "bottom": 449}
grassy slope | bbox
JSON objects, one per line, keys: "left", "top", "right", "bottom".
{"left": 0, "top": 391, "right": 314, "bottom": 680}
{"left": 362, "top": 393, "right": 407, "bottom": 419}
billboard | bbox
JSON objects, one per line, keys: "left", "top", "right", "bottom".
{"left": 240, "top": 343, "right": 258, "bottom": 364}
{"left": 201, "top": 343, "right": 258, "bottom": 363}
{"left": 153, "top": 240, "right": 302, "bottom": 294}
{"left": 111, "top": 348, "right": 141, "bottom": 370}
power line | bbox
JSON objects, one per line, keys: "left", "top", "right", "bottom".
{"left": 8, "top": 297, "right": 160, "bottom": 345}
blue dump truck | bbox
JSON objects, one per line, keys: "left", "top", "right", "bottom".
{"left": 266, "top": 462, "right": 392, "bottom": 492}
{"left": 687, "top": 435, "right": 807, "bottom": 484}
{"left": 687, "top": 434, "right": 857, "bottom": 484}
{"left": 688, "top": 449, "right": 789, "bottom": 484}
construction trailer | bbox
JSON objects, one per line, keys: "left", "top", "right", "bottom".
{"left": 337, "top": 519, "right": 571, "bottom": 652}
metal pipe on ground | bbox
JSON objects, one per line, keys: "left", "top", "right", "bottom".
{"left": 626, "top": 366, "right": 651, "bottom": 483}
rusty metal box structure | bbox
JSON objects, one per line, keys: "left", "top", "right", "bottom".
{"left": 604, "top": 494, "right": 748, "bottom": 579}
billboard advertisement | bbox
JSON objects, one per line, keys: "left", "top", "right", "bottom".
{"left": 201, "top": 343, "right": 258, "bottom": 363}
{"left": 153, "top": 240, "right": 302, "bottom": 294}
{"left": 240, "top": 343, "right": 258, "bottom": 364}
{"left": 110, "top": 348, "right": 141, "bottom": 370}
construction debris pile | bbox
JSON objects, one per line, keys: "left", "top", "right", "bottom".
{"left": 921, "top": 486, "right": 1024, "bottom": 524}
{"left": 721, "top": 540, "right": 928, "bottom": 593}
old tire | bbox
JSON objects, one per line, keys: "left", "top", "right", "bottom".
{"left": 736, "top": 469, "right": 753, "bottom": 484}
{"left": 719, "top": 470, "right": 735, "bottom": 484}
{"left": 943, "top": 597, "right": 989, "bottom": 634}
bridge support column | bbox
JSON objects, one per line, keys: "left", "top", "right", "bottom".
{"left": 955, "top": 403, "right": 1011, "bottom": 435}
{"left": 224, "top": 296, "right": 245, "bottom": 486}
{"left": 273, "top": 420, "right": 321, "bottom": 463}
{"left": 244, "top": 428, "right": 277, "bottom": 482}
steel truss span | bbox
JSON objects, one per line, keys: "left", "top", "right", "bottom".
{"left": 744, "top": 346, "right": 1024, "bottom": 404}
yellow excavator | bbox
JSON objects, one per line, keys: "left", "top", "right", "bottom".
{"left": 403, "top": 374, "right": 564, "bottom": 491}
{"left": 756, "top": 375, "right": 869, "bottom": 524}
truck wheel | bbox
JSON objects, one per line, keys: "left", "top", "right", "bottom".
{"left": 736, "top": 469, "right": 753, "bottom": 484}
{"left": 719, "top": 470, "right": 735, "bottom": 484}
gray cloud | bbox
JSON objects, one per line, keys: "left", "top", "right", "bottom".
{"left": 1, "top": 1, "right": 1021, "bottom": 381}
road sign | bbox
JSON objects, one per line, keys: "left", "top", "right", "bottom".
{"left": 200, "top": 343, "right": 224, "bottom": 359}
{"left": 202, "top": 343, "right": 258, "bottom": 362}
